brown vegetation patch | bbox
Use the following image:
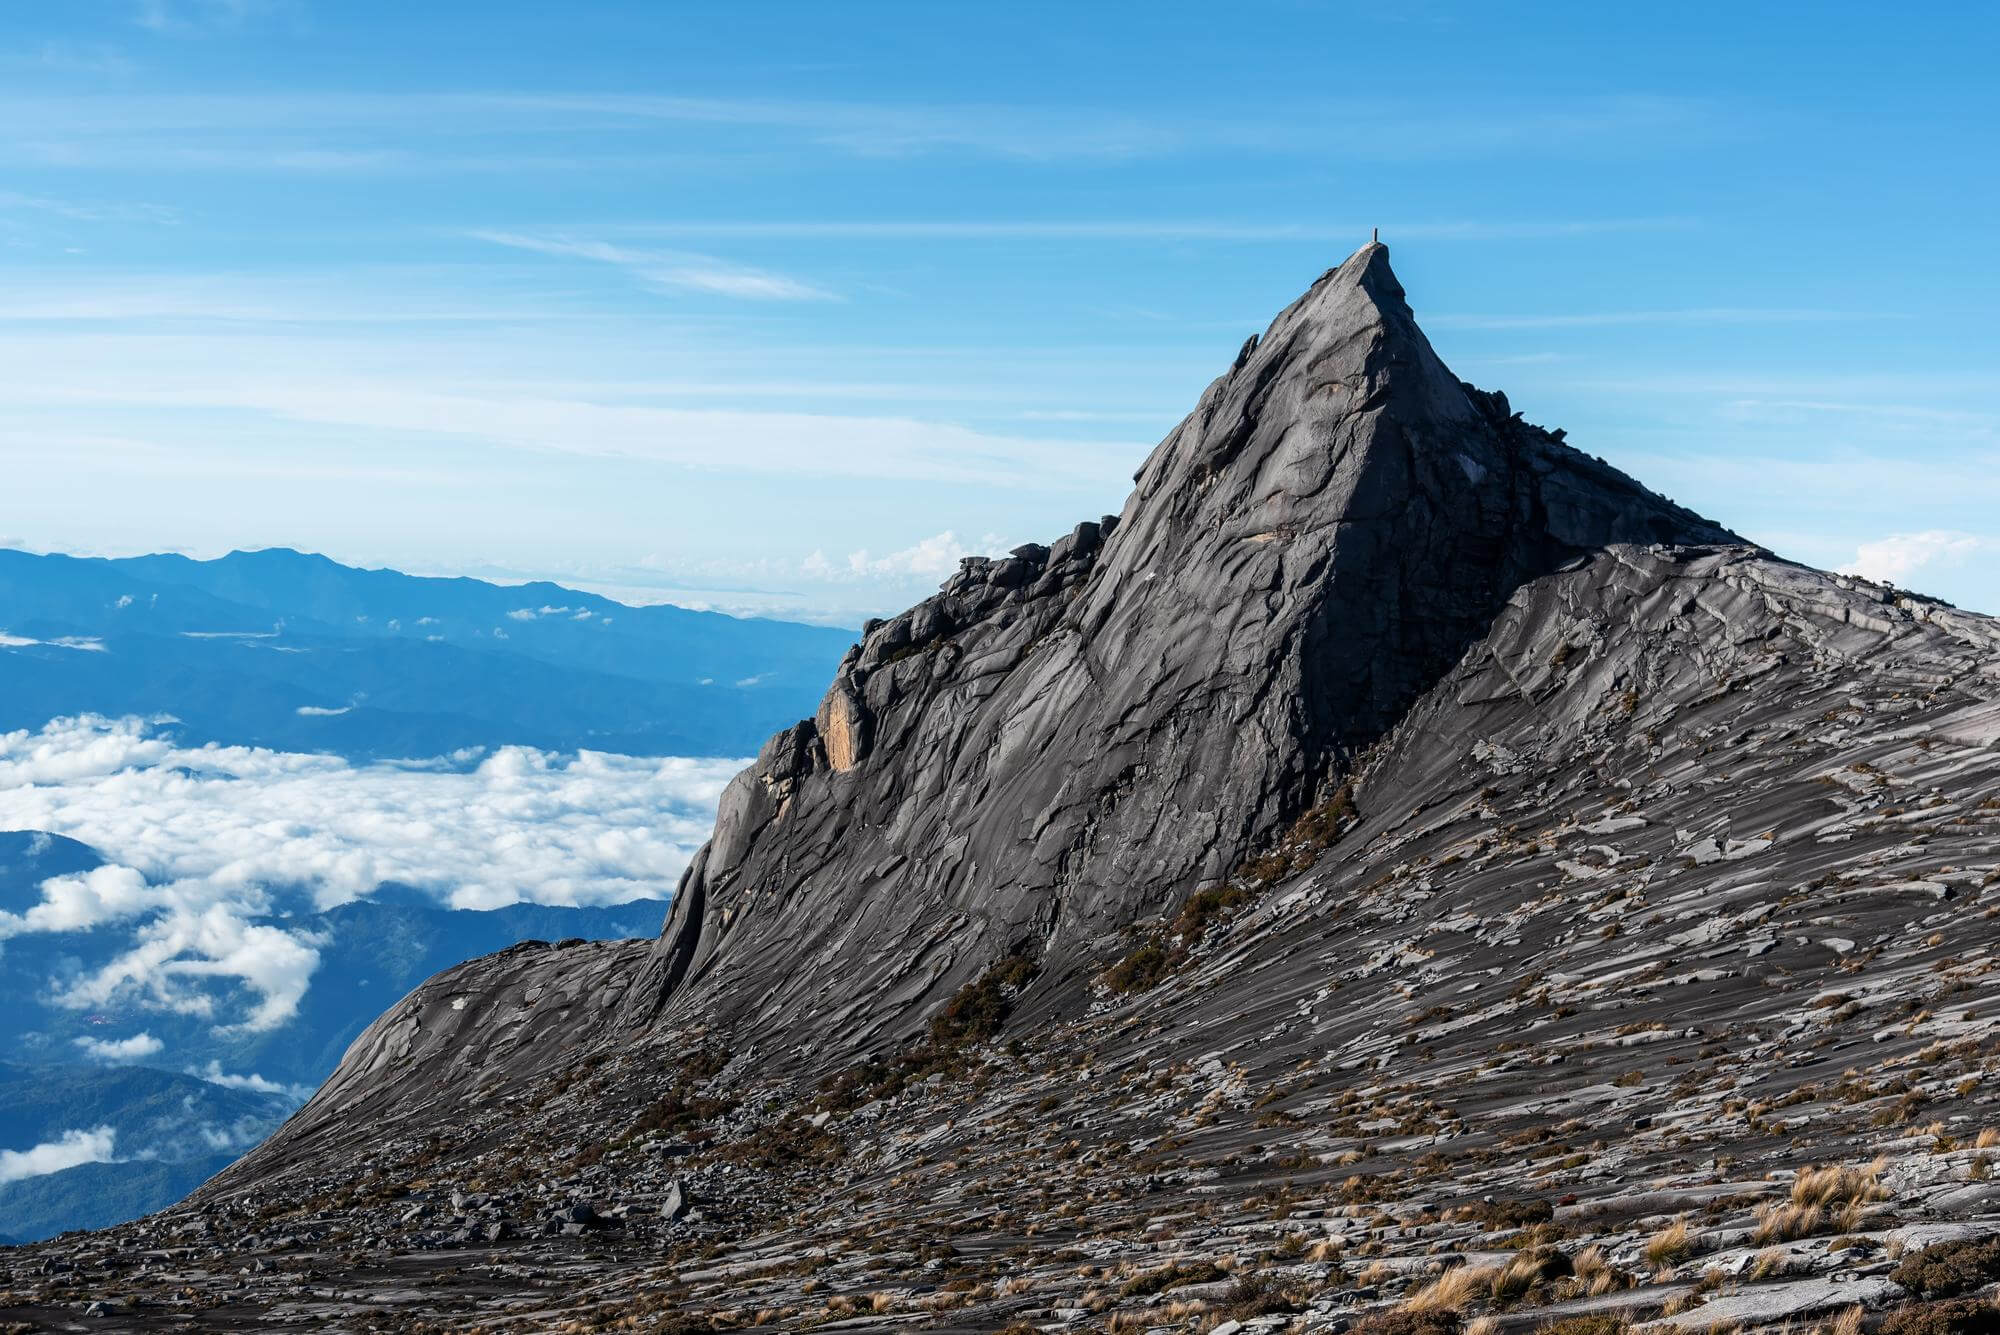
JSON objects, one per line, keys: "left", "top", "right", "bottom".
{"left": 1893, "top": 1238, "right": 2000, "bottom": 1300}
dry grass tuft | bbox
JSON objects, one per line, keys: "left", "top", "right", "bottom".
{"left": 1399, "top": 1253, "right": 1572, "bottom": 1314}
{"left": 1795, "top": 1159, "right": 1888, "bottom": 1207}
{"left": 1570, "top": 1244, "right": 1625, "bottom": 1298}
{"left": 1659, "top": 1292, "right": 1700, "bottom": 1318}
{"left": 1358, "top": 1309, "right": 1465, "bottom": 1335}
{"left": 1644, "top": 1217, "right": 1696, "bottom": 1271}
{"left": 1494, "top": 1250, "right": 1571, "bottom": 1305}
{"left": 1750, "top": 1246, "right": 1800, "bottom": 1280}
{"left": 1754, "top": 1160, "right": 1888, "bottom": 1243}
{"left": 1405, "top": 1265, "right": 1500, "bottom": 1312}
{"left": 1534, "top": 1317, "right": 1631, "bottom": 1335}
{"left": 1108, "top": 1302, "right": 1207, "bottom": 1332}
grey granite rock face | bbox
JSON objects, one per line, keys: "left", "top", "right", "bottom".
{"left": 624, "top": 242, "right": 1739, "bottom": 1061}
{"left": 204, "top": 936, "right": 653, "bottom": 1190}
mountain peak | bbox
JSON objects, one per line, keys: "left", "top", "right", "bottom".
{"left": 1293, "top": 238, "right": 1417, "bottom": 333}
{"left": 81, "top": 250, "right": 2000, "bottom": 1333}
{"left": 1276, "top": 239, "right": 1468, "bottom": 416}
{"left": 1127, "top": 237, "right": 1475, "bottom": 525}
{"left": 618, "top": 250, "right": 1741, "bottom": 1055}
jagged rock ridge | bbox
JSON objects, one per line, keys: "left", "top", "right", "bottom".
{"left": 629, "top": 242, "right": 1738, "bottom": 1059}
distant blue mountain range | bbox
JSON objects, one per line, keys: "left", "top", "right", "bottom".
{"left": 0, "top": 546, "right": 854, "bottom": 760}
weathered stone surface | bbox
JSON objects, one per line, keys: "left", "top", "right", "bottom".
{"left": 662, "top": 1178, "right": 689, "bottom": 1222}
{"left": 1641, "top": 1276, "right": 1904, "bottom": 1328}
{"left": 204, "top": 934, "right": 652, "bottom": 1190}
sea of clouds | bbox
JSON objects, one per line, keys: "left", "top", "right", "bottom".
{"left": 0, "top": 714, "right": 743, "bottom": 1032}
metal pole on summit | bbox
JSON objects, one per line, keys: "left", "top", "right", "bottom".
{"left": 1372, "top": 227, "right": 1379, "bottom": 243}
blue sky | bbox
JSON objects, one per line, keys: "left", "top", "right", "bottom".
{"left": 1, "top": 0, "right": 1995, "bottom": 621}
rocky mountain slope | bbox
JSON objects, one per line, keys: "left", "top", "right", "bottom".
{"left": 4, "top": 244, "right": 1997, "bottom": 1335}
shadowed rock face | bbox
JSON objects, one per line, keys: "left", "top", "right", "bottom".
{"left": 627, "top": 242, "right": 1737, "bottom": 1061}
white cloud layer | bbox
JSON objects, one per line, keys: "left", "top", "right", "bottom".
{"left": 0, "top": 715, "right": 742, "bottom": 1032}
{"left": 57, "top": 905, "right": 326, "bottom": 1033}
{"left": 4, "top": 864, "right": 153, "bottom": 934}
{"left": 0, "top": 632, "right": 107, "bottom": 651}
{"left": 801, "top": 530, "right": 1010, "bottom": 583}
{"left": 0, "top": 336, "right": 1139, "bottom": 490}
{"left": 1840, "top": 530, "right": 1989, "bottom": 586}
{"left": 189, "top": 1060, "right": 314, "bottom": 1102}
{"left": 472, "top": 231, "right": 836, "bottom": 302}
{"left": 74, "top": 1031, "right": 165, "bottom": 1061}
{"left": 0, "top": 1126, "right": 118, "bottom": 1184}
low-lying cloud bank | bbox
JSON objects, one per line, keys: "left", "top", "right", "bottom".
{"left": 0, "top": 714, "right": 742, "bottom": 1033}
{"left": 0, "top": 1127, "right": 118, "bottom": 1184}
{"left": 74, "top": 1031, "right": 165, "bottom": 1062}
{"left": 1841, "top": 529, "right": 1991, "bottom": 587}
{"left": 187, "top": 1060, "right": 315, "bottom": 1103}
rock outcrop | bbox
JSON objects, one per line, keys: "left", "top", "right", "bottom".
{"left": 627, "top": 242, "right": 1738, "bottom": 1062}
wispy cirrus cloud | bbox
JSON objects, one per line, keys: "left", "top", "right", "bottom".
{"left": 1621, "top": 446, "right": 2000, "bottom": 510}
{"left": 133, "top": 0, "right": 293, "bottom": 34}
{"left": 1718, "top": 398, "right": 1997, "bottom": 435}
{"left": 471, "top": 230, "right": 836, "bottom": 302}
{"left": 1428, "top": 307, "right": 1896, "bottom": 331}
{"left": 0, "top": 270, "right": 626, "bottom": 323}
{"left": 0, "top": 342, "right": 1138, "bottom": 488}
{"left": 0, "top": 90, "right": 1722, "bottom": 172}
{"left": 462, "top": 91, "right": 1722, "bottom": 161}
{"left": 16, "top": 41, "right": 138, "bottom": 76}
{"left": 0, "top": 190, "right": 176, "bottom": 224}
{"left": 595, "top": 218, "right": 1697, "bottom": 243}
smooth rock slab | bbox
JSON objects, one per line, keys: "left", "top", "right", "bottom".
{"left": 1640, "top": 1277, "right": 1903, "bottom": 1329}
